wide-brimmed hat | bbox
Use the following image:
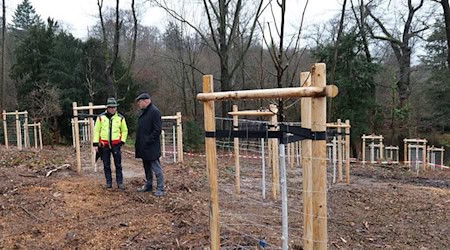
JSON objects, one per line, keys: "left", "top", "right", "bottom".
{"left": 135, "top": 92, "right": 151, "bottom": 101}
{"left": 106, "top": 97, "right": 119, "bottom": 107}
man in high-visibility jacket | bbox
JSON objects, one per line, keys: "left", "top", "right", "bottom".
{"left": 93, "top": 97, "right": 128, "bottom": 190}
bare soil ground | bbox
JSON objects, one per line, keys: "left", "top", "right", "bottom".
{"left": 0, "top": 145, "right": 449, "bottom": 249}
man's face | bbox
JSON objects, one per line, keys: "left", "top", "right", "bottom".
{"left": 137, "top": 99, "right": 149, "bottom": 109}
{"left": 107, "top": 106, "right": 117, "bottom": 114}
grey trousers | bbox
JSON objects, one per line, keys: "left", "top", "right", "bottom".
{"left": 143, "top": 159, "right": 164, "bottom": 191}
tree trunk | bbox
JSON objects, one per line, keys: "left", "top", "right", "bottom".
{"left": 440, "top": 0, "right": 450, "bottom": 70}
{"left": 1, "top": 0, "right": 5, "bottom": 109}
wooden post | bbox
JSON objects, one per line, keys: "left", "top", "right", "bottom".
{"left": 38, "top": 122, "right": 43, "bottom": 149}
{"left": 88, "top": 103, "right": 96, "bottom": 170}
{"left": 301, "top": 71, "right": 313, "bottom": 250}
{"left": 380, "top": 136, "right": 384, "bottom": 160}
{"left": 232, "top": 105, "right": 240, "bottom": 194}
{"left": 423, "top": 141, "right": 427, "bottom": 170}
{"left": 15, "top": 110, "right": 21, "bottom": 150}
{"left": 71, "top": 119, "right": 75, "bottom": 147}
{"left": 292, "top": 142, "right": 296, "bottom": 167}
{"left": 73, "top": 102, "right": 82, "bottom": 174}
{"left": 311, "top": 63, "right": 327, "bottom": 249}
{"left": 441, "top": 146, "right": 444, "bottom": 167}
{"left": 345, "top": 119, "right": 350, "bottom": 184}
{"left": 362, "top": 135, "right": 366, "bottom": 164}
{"left": 2, "top": 110, "right": 8, "bottom": 149}
{"left": 269, "top": 104, "right": 279, "bottom": 200}
{"left": 161, "top": 130, "right": 166, "bottom": 157}
{"left": 370, "top": 141, "right": 375, "bottom": 163}
{"left": 337, "top": 119, "right": 343, "bottom": 182}
{"left": 24, "top": 112, "right": 29, "bottom": 148}
{"left": 33, "top": 123, "right": 38, "bottom": 149}
{"left": 404, "top": 139, "right": 407, "bottom": 165}
{"left": 202, "top": 75, "right": 220, "bottom": 250}
{"left": 176, "top": 112, "right": 183, "bottom": 163}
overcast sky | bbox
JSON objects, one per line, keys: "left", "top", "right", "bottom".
{"left": 5, "top": 0, "right": 342, "bottom": 39}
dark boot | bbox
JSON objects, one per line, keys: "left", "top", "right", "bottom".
{"left": 105, "top": 183, "right": 112, "bottom": 189}
{"left": 137, "top": 182, "right": 152, "bottom": 192}
{"left": 153, "top": 190, "right": 164, "bottom": 197}
{"left": 118, "top": 184, "right": 125, "bottom": 190}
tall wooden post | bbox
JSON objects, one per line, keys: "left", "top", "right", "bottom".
{"left": 33, "top": 123, "right": 38, "bottom": 149}
{"left": 232, "top": 105, "right": 240, "bottom": 194}
{"left": 88, "top": 103, "right": 96, "bottom": 170}
{"left": 422, "top": 141, "right": 427, "bottom": 169}
{"left": 337, "top": 119, "right": 343, "bottom": 182}
{"left": 380, "top": 136, "right": 384, "bottom": 160}
{"left": 345, "top": 119, "right": 350, "bottom": 184}
{"left": 311, "top": 63, "right": 327, "bottom": 249}
{"left": 73, "top": 102, "right": 82, "bottom": 174}
{"left": 161, "top": 130, "right": 166, "bottom": 157}
{"left": 362, "top": 135, "right": 366, "bottom": 164}
{"left": 15, "top": 110, "right": 21, "bottom": 150}
{"left": 176, "top": 112, "right": 183, "bottom": 163}
{"left": 269, "top": 104, "right": 279, "bottom": 200}
{"left": 2, "top": 110, "right": 7, "bottom": 149}
{"left": 24, "top": 111, "right": 29, "bottom": 148}
{"left": 404, "top": 139, "right": 407, "bottom": 164}
{"left": 38, "top": 122, "right": 43, "bottom": 149}
{"left": 202, "top": 75, "right": 220, "bottom": 250}
{"left": 300, "top": 71, "right": 313, "bottom": 250}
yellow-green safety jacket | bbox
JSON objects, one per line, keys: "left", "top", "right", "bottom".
{"left": 93, "top": 112, "right": 128, "bottom": 148}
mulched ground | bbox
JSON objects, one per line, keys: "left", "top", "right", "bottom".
{"left": 0, "top": 145, "right": 449, "bottom": 249}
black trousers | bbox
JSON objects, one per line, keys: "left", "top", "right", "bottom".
{"left": 101, "top": 145, "right": 123, "bottom": 185}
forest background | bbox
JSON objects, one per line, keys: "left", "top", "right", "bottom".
{"left": 0, "top": 0, "right": 449, "bottom": 162}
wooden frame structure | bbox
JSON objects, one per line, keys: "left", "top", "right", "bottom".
{"left": 384, "top": 146, "right": 399, "bottom": 164}
{"left": 2, "top": 110, "right": 29, "bottom": 150}
{"left": 326, "top": 119, "right": 351, "bottom": 184}
{"left": 161, "top": 112, "right": 183, "bottom": 163}
{"left": 197, "top": 63, "right": 337, "bottom": 250}
{"left": 71, "top": 118, "right": 91, "bottom": 147}
{"left": 72, "top": 102, "right": 107, "bottom": 174}
{"left": 228, "top": 104, "right": 278, "bottom": 199}
{"left": 361, "top": 134, "right": 384, "bottom": 164}
{"left": 427, "top": 146, "right": 445, "bottom": 169}
{"left": 403, "top": 138, "right": 427, "bottom": 168}
{"left": 25, "top": 122, "right": 43, "bottom": 150}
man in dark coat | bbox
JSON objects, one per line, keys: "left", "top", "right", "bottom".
{"left": 135, "top": 92, "right": 164, "bottom": 196}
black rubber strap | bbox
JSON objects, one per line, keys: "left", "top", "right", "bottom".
{"left": 205, "top": 130, "right": 284, "bottom": 139}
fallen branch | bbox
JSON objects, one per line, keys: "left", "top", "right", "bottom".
{"left": 46, "top": 164, "right": 70, "bottom": 177}
{"left": 18, "top": 173, "right": 39, "bottom": 178}
{"left": 20, "top": 205, "right": 43, "bottom": 222}
{"left": 127, "top": 230, "right": 143, "bottom": 242}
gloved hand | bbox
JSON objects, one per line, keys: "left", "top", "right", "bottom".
{"left": 120, "top": 141, "right": 125, "bottom": 146}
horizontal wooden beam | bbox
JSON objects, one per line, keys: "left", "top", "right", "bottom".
{"left": 196, "top": 85, "right": 338, "bottom": 101}
{"left": 162, "top": 115, "right": 178, "bottom": 120}
{"left": 228, "top": 110, "right": 275, "bottom": 116}
{"left": 404, "top": 138, "right": 427, "bottom": 143}
{"left": 73, "top": 105, "right": 107, "bottom": 111}
{"left": 326, "top": 123, "right": 351, "bottom": 128}
{"left": 3, "top": 111, "right": 28, "bottom": 115}
{"left": 362, "top": 134, "right": 383, "bottom": 139}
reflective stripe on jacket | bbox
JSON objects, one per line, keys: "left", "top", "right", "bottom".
{"left": 93, "top": 112, "right": 128, "bottom": 147}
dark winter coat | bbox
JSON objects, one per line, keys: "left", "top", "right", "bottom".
{"left": 135, "top": 103, "right": 162, "bottom": 160}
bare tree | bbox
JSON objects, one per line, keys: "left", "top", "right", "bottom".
{"left": 330, "top": 0, "right": 348, "bottom": 84}
{"left": 1, "top": 0, "right": 5, "bottom": 109}
{"left": 365, "top": 0, "right": 428, "bottom": 137}
{"left": 434, "top": 0, "right": 450, "bottom": 69}
{"left": 154, "top": 0, "right": 265, "bottom": 118}
{"left": 258, "top": 0, "right": 309, "bottom": 122}
{"left": 97, "top": 0, "right": 138, "bottom": 100}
